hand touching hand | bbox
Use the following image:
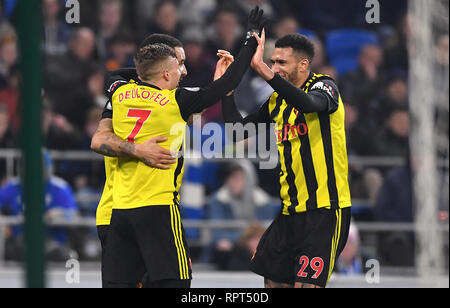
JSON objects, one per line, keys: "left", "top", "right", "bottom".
{"left": 134, "top": 136, "right": 177, "bottom": 169}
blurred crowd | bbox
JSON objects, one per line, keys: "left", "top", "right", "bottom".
{"left": 0, "top": 0, "right": 448, "bottom": 270}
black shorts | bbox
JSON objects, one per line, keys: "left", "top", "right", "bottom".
{"left": 103, "top": 205, "right": 192, "bottom": 286}
{"left": 249, "top": 207, "right": 351, "bottom": 287}
{"left": 97, "top": 225, "right": 110, "bottom": 288}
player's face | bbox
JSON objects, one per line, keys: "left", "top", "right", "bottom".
{"left": 174, "top": 47, "right": 187, "bottom": 81}
{"left": 271, "top": 47, "right": 309, "bottom": 86}
{"left": 167, "top": 56, "right": 182, "bottom": 90}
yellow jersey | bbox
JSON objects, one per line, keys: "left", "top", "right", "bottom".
{"left": 96, "top": 157, "right": 117, "bottom": 225}
{"left": 111, "top": 80, "right": 186, "bottom": 209}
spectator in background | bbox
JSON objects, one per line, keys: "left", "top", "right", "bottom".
{"left": 310, "top": 37, "right": 326, "bottom": 72}
{"left": 104, "top": 33, "right": 136, "bottom": 71}
{"left": 230, "top": 0, "right": 274, "bottom": 25}
{"left": 383, "top": 14, "right": 410, "bottom": 73}
{"left": 339, "top": 44, "right": 384, "bottom": 119}
{"left": 0, "top": 103, "right": 14, "bottom": 148}
{"left": 373, "top": 155, "right": 415, "bottom": 266}
{"left": 226, "top": 224, "right": 266, "bottom": 271}
{"left": 179, "top": 28, "right": 215, "bottom": 88}
{"left": 42, "top": 96, "right": 81, "bottom": 150}
{"left": 205, "top": 6, "right": 244, "bottom": 58}
{"left": 0, "top": 64, "right": 19, "bottom": 131}
{"left": 96, "top": 0, "right": 125, "bottom": 62}
{"left": 205, "top": 162, "right": 277, "bottom": 268}
{"left": 177, "top": 0, "right": 217, "bottom": 28}
{"left": 0, "top": 102, "right": 15, "bottom": 183}
{"left": 42, "top": 0, "right": 72, "bottom": 56}
{"left": 372, "top": 106, "right": 410, "bottom": 157}
{"left": 0, "top": 33, "right": 17, "bottom": 89}
{"left": 73, "top": 107, "right": 106, "bottom": 216}
{"left": 45, "top": 27, "right": 97, "bottom": 130}
{"left": 0, "top": 1, "right": 15, "bottom": 38}
{"left": 146, "top": 0, "right": 183, "bottom": 39}
{"left": 87, "top": 64, "right": 108, "bottom": 108}
{"left": 0, "top": 150, "right": 80, "bottom": 261}
{"left": 271, "top": 15, "right": 299, "bottom": 40}
{"left": 336, "top": 222, "right": 363, "bottom": 275}
{"left": 378, "top": 72, "right": 408, "bottom": 119}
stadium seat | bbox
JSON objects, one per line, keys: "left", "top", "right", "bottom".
{"left": 298, "top": 29, "right": 318, "bottom": 40}
{"left": 325, "top": 29, "right": 380, "bottom": 76}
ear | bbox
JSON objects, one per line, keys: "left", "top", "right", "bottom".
{"left": 298, "top": 58, "right": 310, "bottom": 72}
{"left": 162, "top": 69, "right": 170, "bottom": 81}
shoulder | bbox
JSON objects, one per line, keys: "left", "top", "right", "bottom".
{"left": 105, "top": 74, "right": 129, "bottom": 98}
{"left": 310, "top": 75, "right": 339, "bottom": 98}
{"left": 0, "top": 178, "right": 20, "bottom": 192}
{"left": 49, "top": 176, "right": 72, "bottom": 191}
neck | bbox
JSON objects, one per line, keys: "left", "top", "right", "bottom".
{"left": 295, "top": 70, "right": 311, "bottom": 88}
{"left": 139, "top": 77, "right": 166, "bottom": 90}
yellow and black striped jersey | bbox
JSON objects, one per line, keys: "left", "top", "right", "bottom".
{"left": 268, "top": 73, "right": 352, "bottom": 215}
{"left": 222, "top": 72, "right": 352, "bottom": 215}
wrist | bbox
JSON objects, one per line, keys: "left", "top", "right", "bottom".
{"left": 255, "top": 62, "right": 274, "bottom": 81}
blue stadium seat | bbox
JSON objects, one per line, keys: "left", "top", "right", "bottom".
{"left": 298, "top": 29, "right": 318, "bottom": 40}
{"left": 325, "top": 29, "right": 380, "bottom": 76}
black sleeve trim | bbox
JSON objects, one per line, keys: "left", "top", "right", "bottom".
{"left": 267, "top": 73, "right": 328, "bottom": 114}
{"left": 176, "top": 38, "right": 258, "bottom": 121}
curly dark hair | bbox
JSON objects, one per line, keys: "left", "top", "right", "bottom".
{"left": 139, "top": 33, "right": 183, "bottom": 49}
{"left": 275, "top": 33, "right": 315, "bottom": 64}
{"left": 134, "top": 43, "right": 177, "bottom": 80}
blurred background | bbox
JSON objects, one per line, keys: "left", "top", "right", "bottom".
{"left": 0, "top": 0, "right": 448, "bottom": 287}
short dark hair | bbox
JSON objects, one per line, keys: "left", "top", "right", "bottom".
{"left": 134, "top": 43, "right": 177, "bottom": 80}
{"left": 275, "top": 33, "right": 315, "bottom": 64}
{"left": 140, "top": 33, "right": 183, "bottom": 49}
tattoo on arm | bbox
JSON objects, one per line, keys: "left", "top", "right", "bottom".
{"left": 98, "top": 144, "right": 121, "bottom": 157}
{"left": 92, "top": 119, "right": 136, "bottom": 158}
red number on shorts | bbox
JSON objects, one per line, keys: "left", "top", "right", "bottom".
{"left": 297, "top": 256, "right": 309, "bottom": 278}
{"left": 297, "top": 256, "right": 324, "bottom": 279}
{"left": 311, "top": 257, "right": 324, "bottom": 279}
{"left": 127, "top": 109, "right": 152, "bottom": 143}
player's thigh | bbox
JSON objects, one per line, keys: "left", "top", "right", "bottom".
{"left": 293, "top": 208, "right": 349, "bottom": 288}
{"left": 130, "top": 205, "right": 192, "bottom": 282}
{"left": 103, "top": 209, "right": 146, "bottom": 286}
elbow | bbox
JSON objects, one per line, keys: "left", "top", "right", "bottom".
{"left": 90, "top": 134, "right": 101, "bottom": 153}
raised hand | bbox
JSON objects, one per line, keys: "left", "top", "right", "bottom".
{"left": 214, "top": 49, "right": 234, "bottom": 81}
{"left": 251, "top": 28, "right": 266, "bottom": 70}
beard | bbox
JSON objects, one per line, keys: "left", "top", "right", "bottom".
{"left": 287, "top": 67, "right": 301, "bottom": 85}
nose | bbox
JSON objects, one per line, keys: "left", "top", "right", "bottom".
{"left": 181, "top": 65, "right": 188, "bottom": 78}
{"left": 272, "top": 63, "right": 281, "bottom": 74}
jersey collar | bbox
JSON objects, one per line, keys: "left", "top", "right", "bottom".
{"left": 136, "top": 79, "right": 162, "bottom": 90}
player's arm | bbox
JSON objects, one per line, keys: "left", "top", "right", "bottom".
{"left": 175, "top": 7, "right": 266, "bottom": 120}
{"left": 222, "top": 94, "right": 271, "bottom": 141}
{"left": 90, "top": 75, "right": 176, "bottom": 169}
{"left": 250, "top": 31, "right": 338, "bottom": 114}
{"left": 91, "top": 109, "right": 177, "bottom": 169}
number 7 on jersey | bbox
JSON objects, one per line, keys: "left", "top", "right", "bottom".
{"left": 127, "top": 109, "right": 152, "bottom": 143}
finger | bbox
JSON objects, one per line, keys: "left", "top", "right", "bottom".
{"left": 260, "top": 19, "right": 269, "bottom": 33}
{"left": 153, "top": 164, "right": 171, "bottom": 170}
{"left": 151, "top": 136, "right": 168, "bottom": 143}
{"left": 257, "top": 9, "right": 264, "bottom": 23}
{"left": 217, "top": 49, "right": 231, "bottom": 55}
{"left": 222, "top": 54, "right": 234, "bottom": 61}
{"left": 159, "top": 159, "right": 177, "bottom": 165}
{"left": 253, "top": 32, "right": 262, "bottom": 44}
